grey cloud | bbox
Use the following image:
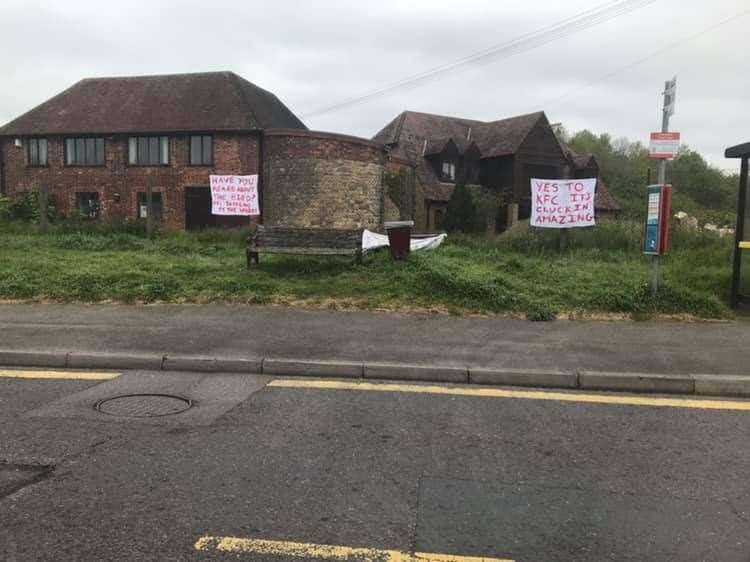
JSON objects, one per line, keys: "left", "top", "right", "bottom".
{"left": 0, "top": 0, "right": 747, "bottom": 168}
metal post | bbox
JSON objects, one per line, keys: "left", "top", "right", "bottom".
{"left": 650, "top": 82, "right": 672, "bottom": 297}
{"left": 559, "top": 165, "right": 571, "bottom": 252}
{"left": 559, "top": 228, "right": 569, "bottom": 252}
{"left": 731, "top": 157, "right": 748, "bottom": 307}
{"left": 38, "top": 181, "right": 48, "bottom": 234}
{"left": 146, "top": 177, "right": 154, "bottom": 239}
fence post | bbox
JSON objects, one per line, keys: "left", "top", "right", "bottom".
{"left": 38, "top": 181, "right": 49, "bottom": 234}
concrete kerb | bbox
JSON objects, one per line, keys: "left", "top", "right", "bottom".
{"left": 0, "top": 350, "right": 68, "bottom": 369}
{"left": 163, "top": 356, "right": 263, "bottom": 374}
{"left": 364, "top": 363, "right": 468, "bottom": 383}
{"left": 1, "top": 349, "right": 749, "bottom": 398}
{"left": 692, "top": 375, "right": 750, "bottom": 397}
{"left": 470, "top": 368, "right": 578, "bottom": 389}
{"left": 578, "top": 371, "right": 695, "bottom": 394}
{"left": 263, "top": 358, "right": 363, "bottom": 379}
{"left": 67, "top": 352, "right": 164, "bottom": 371}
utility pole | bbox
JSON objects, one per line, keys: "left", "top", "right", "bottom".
{"left": 650, "top": 77, "right": 676, "bottom": 296}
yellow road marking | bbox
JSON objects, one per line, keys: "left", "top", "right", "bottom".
{"left": 194, "top": 536, "right": 513, "bottom": 562}
{"left": 268, "top": 379, "right": 750, "bottom": 412}
{"left": 0, "top": 369, "right": 119, "bottom": 381}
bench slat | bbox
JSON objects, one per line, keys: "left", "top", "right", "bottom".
{"left": 247, "top": 226, "right": 365, "bottom": 267}
{"left": 250, "top": 247, "right": 359, "bottom": 256}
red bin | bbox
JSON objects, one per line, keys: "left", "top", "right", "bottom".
{"left": 384, "top": 221, "right": 414, "bottom": 260}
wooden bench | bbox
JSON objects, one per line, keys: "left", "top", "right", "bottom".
{"left": 247, "top": 225, "right": 364, "bottom": 268}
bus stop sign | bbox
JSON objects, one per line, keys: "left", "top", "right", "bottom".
{"left": 644, "top": 185, "right": 672, "bottom": 256}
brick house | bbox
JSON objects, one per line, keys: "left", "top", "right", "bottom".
{"left": 373, "top": 110, "right": 620, "bottom": 232}
{"left": 0, "top": 72, "right": 617, "bottom": 235}
{"left": 0, "top": 71, "right": 306, "bottom": 230}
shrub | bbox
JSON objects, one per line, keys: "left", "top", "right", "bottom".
{"left": 0, "top": 196, "right": 11, "bottom": 221}
{"left": 443, "top": 183, "right": 477, "bottom": 233}
{"left": 6, "top": 191, "right": 57, "bottom": 222}
{"left": 525, "top": 302, "right": 557, "bottom": 321}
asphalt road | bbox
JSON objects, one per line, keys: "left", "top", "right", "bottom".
{"left": 2, "top": 368, "right": 750, "bottom": 561}
{"left": 1, "top": 303, "right": 750, "bottom": 374}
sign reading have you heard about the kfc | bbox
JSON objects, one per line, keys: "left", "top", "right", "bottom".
{"left": 210, "top": 175, "right": 260, "bottom": 216}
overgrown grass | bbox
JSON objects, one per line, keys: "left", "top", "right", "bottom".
{"left": 0, "top": 219, "right": 735, "bottom": 319}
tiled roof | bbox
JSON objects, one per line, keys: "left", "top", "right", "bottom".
{"left": 0, "top": 71, "right": 306, "bottom": 136}
{"left": 560, "top": 144, "right": 618, "bottom": 211}
{"left": 595, "top": 179, "right": 621, "bottom": 212}
{"left": 373, "top": 110, "right": 544, "bottom": 161}
{"left": 562, "top": 144, "right": 597, "bottom": 170}
{"left": 423, "top": 136, "right": 472, "bottom": 156}
{"left": 470, "top": 112, "right": 545, "bottom": 157}
{"left": 423, "top": 181, "right": 457, "bottom": 202}
{"left": 373, "top": 110, "right": 483, "bottom": 162}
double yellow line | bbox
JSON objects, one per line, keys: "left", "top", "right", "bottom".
{"left": 269, "top": 379, "right": 750, "bottom": 412}
{"left": 195, "top": 536, "right": 513, "bottom": 562}
{"left": 0, "top": 369, "right": 118, "bottom": 381}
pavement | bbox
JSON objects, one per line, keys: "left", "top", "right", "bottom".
{"left": 2, "top": 367, "right": 750, "bottom": 561}
{"left": 0, "top": 303, "right": 748, "bottom": 375}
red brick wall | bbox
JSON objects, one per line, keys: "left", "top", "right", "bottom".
{"left": 0, "top": 133, "right": 260, "bottom": 230}
{"left": 263, "top": 130, "right": 394, "bottom": 229}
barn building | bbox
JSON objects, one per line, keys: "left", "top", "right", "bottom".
{"left": 373, "top": 110, "right": 620, "bottom": 232}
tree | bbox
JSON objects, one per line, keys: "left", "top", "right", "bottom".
{"left": 443, "top": 183, "right": 477, "bottom": 233}
{"left": 567, "top": 128, "right": 736, "bottom": 224}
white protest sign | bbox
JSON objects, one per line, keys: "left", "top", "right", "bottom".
{"left": 530, "top": 178, "right": 596, "bottom": 228}
{"left": 210, "top": 175, "right": 260, "bottom": 216}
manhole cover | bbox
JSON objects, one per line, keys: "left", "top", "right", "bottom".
{"left": 95, "top": 394, "right": 192, "bottom": 418}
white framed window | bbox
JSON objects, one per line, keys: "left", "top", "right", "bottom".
{"left": 442, "top": 161, "right": 456, "bottom": 181}
{"left": 28, "top": 138, "right": 48, "bottom": 167}
{"left": 66, "top": 137, "right": 105, "bottom": 166}
{"left": 190, "top": 135, "right": 213, "bottom": 165}
{"left": 128, "top": 136, "right": 169, "bottom": 166}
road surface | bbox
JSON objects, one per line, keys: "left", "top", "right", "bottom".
{"left": 2, "top": 367, "right": 750, "bottom": 561}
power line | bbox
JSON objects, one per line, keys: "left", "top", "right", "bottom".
{"left": 302, "top": 0, "right": 658, "bottom": 119}
{"left": 541, "top": 8, "right": 750, "bottom": 109}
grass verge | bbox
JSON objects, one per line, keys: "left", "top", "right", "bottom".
{"left": 0, "top": 221, "right": 735, "bottom": 319}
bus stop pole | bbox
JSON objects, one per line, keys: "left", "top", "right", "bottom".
{"left": 651, "top": 90, "right": 671, "bottom": 296}
{"left": 731, "top": 157, "right": 748, "bottom": 307}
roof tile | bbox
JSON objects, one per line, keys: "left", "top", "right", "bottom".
{"left": 0, "top": 71, "right": 306, "bottom": 135}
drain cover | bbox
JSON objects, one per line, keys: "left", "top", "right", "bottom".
{"left": 95, "top": 394, "right": 192, "bottom": 417}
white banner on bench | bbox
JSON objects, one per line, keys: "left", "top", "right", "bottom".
{"left": 362, "top": 229, "right": 447, "bottom": 254}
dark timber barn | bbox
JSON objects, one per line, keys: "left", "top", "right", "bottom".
{"left": 373, "top": 110, "right": 620, "bottom": 233}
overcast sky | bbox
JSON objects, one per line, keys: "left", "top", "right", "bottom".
{"left": 1, "top": 0, "right": 747, "bottom": 169}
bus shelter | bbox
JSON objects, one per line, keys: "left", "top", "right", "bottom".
{"left": 726, "top": 142, "right": 750, "bottom": 308}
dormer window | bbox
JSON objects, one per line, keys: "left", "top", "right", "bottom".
{"left": 442, "top": 161, "right": 456, "bottom": 182}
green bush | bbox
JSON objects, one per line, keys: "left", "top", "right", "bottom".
{"left": 0, "top": 196, "right": 11, "bottom": 221}
{"left": 5, "top": 191, "right": 57, "bottom": 222}
{"left": 525, "top": 302, "right": 557, "bottom": 321}
{"left": 443, "top": 183, "right": 477, "bottom": 233}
